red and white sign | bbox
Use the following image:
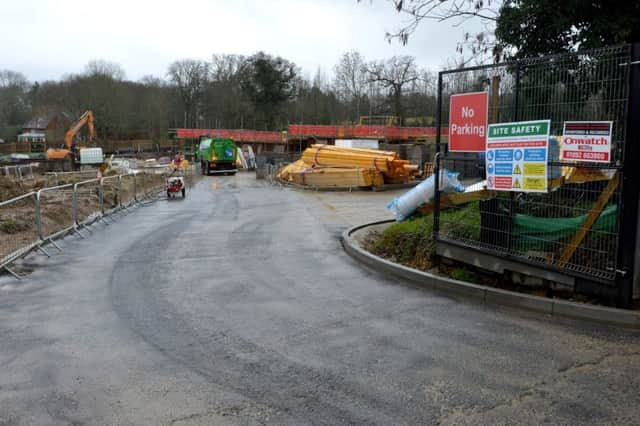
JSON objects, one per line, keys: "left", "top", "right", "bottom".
{"left": 561, "top": 121, "right": 613, "bottom": 163}
{"left": 449, "top": 92, "right": 489, "bottom": 152}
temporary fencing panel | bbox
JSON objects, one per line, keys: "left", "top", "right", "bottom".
{"left": 0, "top": 170, "right": 182, "bottom": 277}
{"left": 0, "top": 193, "right": 38, "bottom": 263}
{"left": 37, "top": 184, "right": 76, "bottom": 240}
{"left": 101, "top": 176, "right": 121, "bottom": 214}
{"left": 1, "top": 165, "right": 34, "bottom": 180}
{"left": 120, "top": 174, "right": 137, "bottom": 206}
{"left": 74, "top": 179, "right": 102, "bottom": 226}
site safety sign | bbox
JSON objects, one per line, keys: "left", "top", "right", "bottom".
{"left": 561, "top": 121, "right": 613, "bottom": 163}
{"left": 449, "top": 92, "right": 488, "bottom": 152}
{"left": 486, "top": 120, "right": 551, "bottom": 193}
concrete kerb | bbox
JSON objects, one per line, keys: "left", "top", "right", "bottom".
{"left": 341, "top": 220, "right": 640, "bottom": 329}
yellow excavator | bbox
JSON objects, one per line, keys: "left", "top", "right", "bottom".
{"left": 46, "top": 111, "right": 98, "bottom": 168}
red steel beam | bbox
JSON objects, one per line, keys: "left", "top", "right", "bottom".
{"left": 176, "top": 125, "right": 449, "bottom": 143}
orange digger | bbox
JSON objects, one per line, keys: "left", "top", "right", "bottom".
{"left": 46, "top": 111, "right": 103, "bottom": 169}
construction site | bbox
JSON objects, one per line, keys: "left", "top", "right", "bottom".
{"left": 1, "top": 1, "right": 640, "bottom": 423}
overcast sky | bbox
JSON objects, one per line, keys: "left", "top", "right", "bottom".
{"left": 1, "top": 0, "right": 481, "bottom": 83}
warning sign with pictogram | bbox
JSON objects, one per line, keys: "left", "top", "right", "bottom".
{"left": 485, "top": 119, "right": 550, "bottom": 193}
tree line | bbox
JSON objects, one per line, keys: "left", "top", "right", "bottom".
{"left": 0, "top": 52, "right": 438, "bottom": 142}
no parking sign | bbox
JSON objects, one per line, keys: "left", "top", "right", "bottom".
{"left": 449, "top": 92, "right": 488, "bottom": 152}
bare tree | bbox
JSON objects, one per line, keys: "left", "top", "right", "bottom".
{"left": 167, "top": 59, "right": 209, "bottom": 128}
{"left": 0, "top": 70, "right": 29, "bottom": 90}
{"left": 365, "top": 55, "right": 419, "bottom": 123}
{"left": 206, "top": 54, "right": 251, "bottom": 128}
{"left": 360, "top": 0, "right": 501, "bottom": 62}
{"left": 85, "top": 60, "right": 126, "bottom": 80}
{"left": 211, "top": 54, "right": 247, "bottom": 82}
{"left": 333, "top": 51, "right": 368, "bottom": 119}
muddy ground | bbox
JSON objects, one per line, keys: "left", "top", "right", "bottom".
{"left": 0, "top": 172, "right": 171, "bottom": 261}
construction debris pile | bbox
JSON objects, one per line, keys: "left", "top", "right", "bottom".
{"left": 276, "top": 144, "right": 418, "bottom": 188}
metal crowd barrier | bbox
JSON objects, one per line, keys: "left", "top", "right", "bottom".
{"left": 0, "top": 171, "right": 171, "bottom": 279}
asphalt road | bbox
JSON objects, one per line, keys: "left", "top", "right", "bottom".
{"left": 1, "top": 173, "right": 639, "bottom": 425}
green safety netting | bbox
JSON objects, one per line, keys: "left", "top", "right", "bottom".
{"left": 512, "top": 205, "right": 618, "bottom": 251}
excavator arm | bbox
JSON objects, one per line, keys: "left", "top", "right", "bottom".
{"left": 64, "top": 110, "right": 95, "bottom": 149}
{"left": 47, "top": 110, "right": 95, "bottom": 160}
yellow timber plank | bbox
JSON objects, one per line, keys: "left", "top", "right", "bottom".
{"left": 558, "top": 173, "right": 619, "bottom": 266}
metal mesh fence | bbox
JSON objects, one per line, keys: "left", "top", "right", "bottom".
{"left": 2, "top": 165, "right": 34, "bottom": 180}
{"left": 439, "top": 45, "right": 630, "bottom": 159}
{"left": 138, "top": 172, "right": 166, "bottom": 199}
{"left": 45, "top": 170, "right": 97, "bottom": 187}
{"left": 183, "top": 165, "right": 197, "bottom": 189}
{"left": 74, "top": 179, "right": 102, "bottom": 226}
{"left": 0, "top": 193, "right": 38, "bottom": 262}
{"left": 37, "top": 185, "right": 76, "bottom": 239}
{"left": 437, "top": 157, "right": 621, "bottom": 281}
{"left": 0, "top": 169, "right": 174, "bottom": 272}
{"left": 101, "top": 176, "right": 121, "bottom": 213}
{"left": 120, "top": 174, "right": 137, "bottom": 206}
{"left": 435, "top": 45, "right": 630, "bottom": 283}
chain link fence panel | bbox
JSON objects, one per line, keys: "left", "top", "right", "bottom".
{"left": 0, "top": 193, "right": 38, "bottom": 263}
{"left": 74, "top": 179, "right": 102, "bottom": 226}
{"left": 37, "top": 184, "right": 76, "bottom": 240}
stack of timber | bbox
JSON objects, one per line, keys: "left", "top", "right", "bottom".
{"left": 277, "top": 144, "right": 417, "bottom": 189}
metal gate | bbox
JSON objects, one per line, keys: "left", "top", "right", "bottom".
{"left": 433, "top": 44, "right": 640, "bottom": 307}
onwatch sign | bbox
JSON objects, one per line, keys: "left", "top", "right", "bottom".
{"left": 561, "top": 121, "right": 613, "bottom": 163}
{"left": 449, "top": 92, "right": 488, "bottom": 152}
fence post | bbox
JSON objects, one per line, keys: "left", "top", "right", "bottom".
{"left": 133, "top": 173, "right": 137, "bottom": 202}
{"left": 99, "top": 180, "right": 105, "bottom": 216}
{"left": 142, "top": 172, "right": 147, "bottom": 198}
{"left": 435, "top": 72, "right": 443, "bottom": 155}
{"left": 433, "top": 152, "right": 441, "bottom": 239}
{"left": 117, "top": 175, "right": 123, "bottom": 208}
{"left": 35, "top": 190, "right": 43, "bottom": 240}
{"left": 433, "top": 71, "right": 444, "bottom": 241}
{"left": 513, "top": 62, "right": 521, "bottom": 121}
{"left": 72, "top": 183, "right": 79, "bottom": 226}
{"left": 616, "top": 42, "right": 640, "bottom": 308}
